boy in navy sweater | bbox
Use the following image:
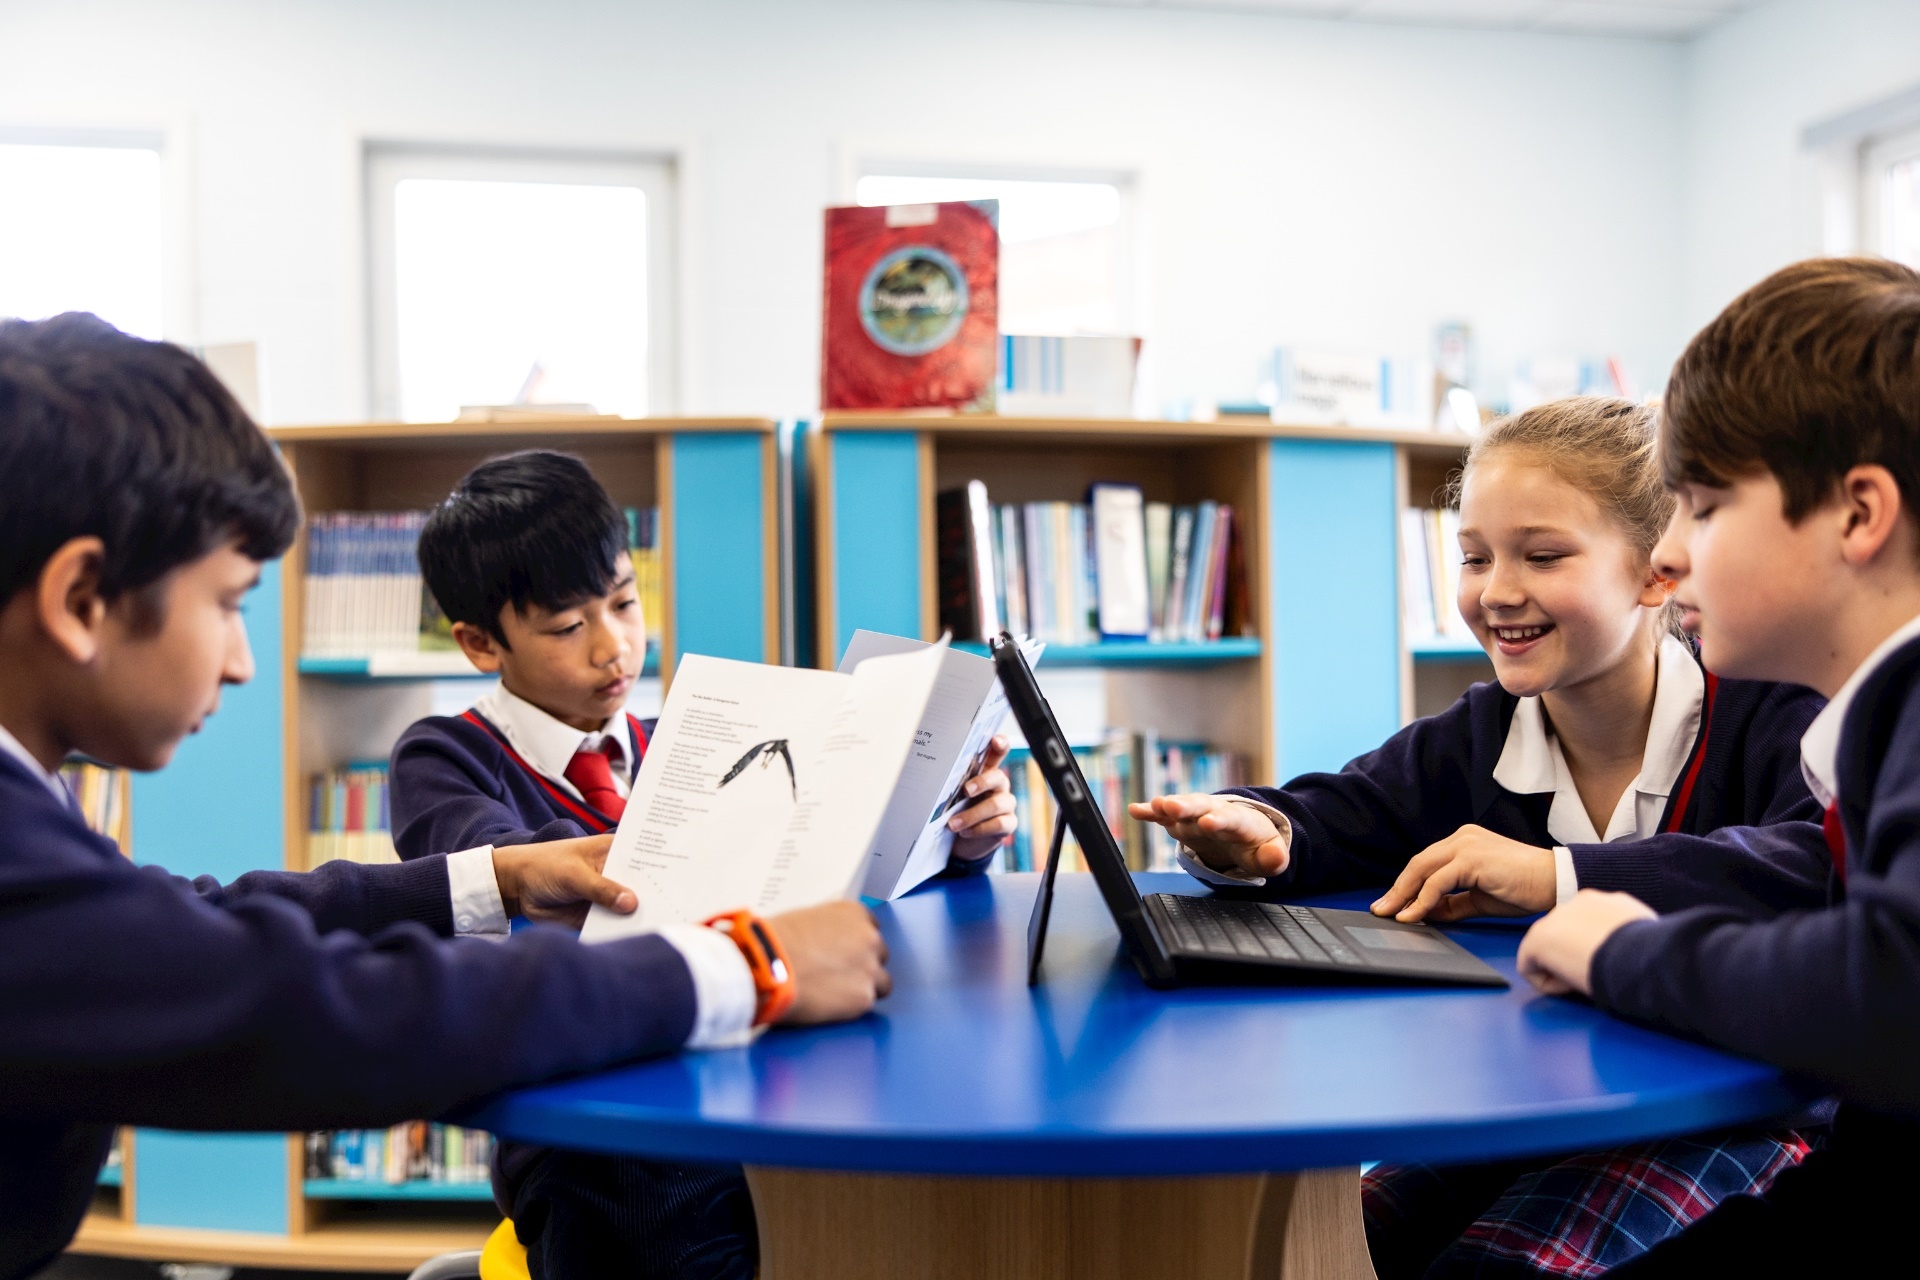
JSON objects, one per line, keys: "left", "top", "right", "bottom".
{"left": 1520, "top": 257, "right": 1920, "bottom": 1274}
{"left": 0, "top": 316, "right": 892, "bottom": 1280}
{"left": 388, "top": 451, "right": 1016, "bottom": 1279}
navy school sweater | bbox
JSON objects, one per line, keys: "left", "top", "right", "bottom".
{"left": 390, "top": 709, "right": 997, "bottom": 880}
{"left": 1593, "top": 632, "right": 1920, "bottom": 1119}
{"left": 1218, "top": 662, "right": 1830, "bottom": 918}
{"left": 0, "top": 749, "right": 700, "bottom": 1280}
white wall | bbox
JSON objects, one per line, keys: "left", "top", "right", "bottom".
{"left": 0, "top": 0, "right": 1689, "bottom": 421}
{"left": 1682, "top": 0, "right": 1920, "bottom": 333}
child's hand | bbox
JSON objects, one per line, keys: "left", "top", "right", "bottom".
{"left": 1371, "top": 825, "right": 1557, "bottom": 923}
{"left": 769, "top": 901, "right": 893, "bottom": 1025}
{"left": 1125, "top": 794, "right": 1289, "bottom": 878}
{"left": 1516, "top": 890, "right": 1657, "bottom": 996}
{"left": 491, "top": 834, "right": 634, "bottom": 930}
{"left": 949, "top": 735, "right": 1016, "bottom": 863}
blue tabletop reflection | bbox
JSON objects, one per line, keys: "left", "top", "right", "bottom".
{"left": 463, "top": 873, "right": 1810, "bottom": 1177}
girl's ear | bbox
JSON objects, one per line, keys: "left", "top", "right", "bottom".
{"left": 1637, "top": 566, "right": 1676, "bottom": 611}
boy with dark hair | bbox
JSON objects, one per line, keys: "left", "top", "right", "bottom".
{"left": 389, "top": 448, "right": 1017, "bottom": 1278}
{"left": 0, "top": 314, "right": 892, "bottom": 1280}
{"left": 1519, "top": 257, "right": 1920, "bottom": 1273}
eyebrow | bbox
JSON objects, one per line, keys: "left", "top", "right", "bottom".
{"left": 611, "top": 570, "right": 636, "bottom": 591}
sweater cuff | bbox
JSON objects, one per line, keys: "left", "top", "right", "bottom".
{"left": 365, "top": 854, "right": 455, "bottom": 936}
{"left": 1587, "top": 916, "right": 1664, "bottom": 1012}
{"left": 1567, "top": 842, "right": 1673, "bottom": 909}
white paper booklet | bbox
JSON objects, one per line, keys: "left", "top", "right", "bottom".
{"left": 580, "top": 641, "right": 947, "bottom": 942}
{"left": 837, "top": 630, "right": 1042, "bottom": 901}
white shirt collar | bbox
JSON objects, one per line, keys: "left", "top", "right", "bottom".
{"left": 0, "top": 720, "right": 74, "bottom": 805}
{"left": 473, "top": 683, "right": 635, "bottom": 803}
{"left": 1799, "top": 611, "right": 1920, "bottom": 809}
{"left": 1491, "top": 632, "right": 1706, "bottom": 845}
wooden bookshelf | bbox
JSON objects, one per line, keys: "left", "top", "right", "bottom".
{"left": 71, "top": 417, "right": 780, "bottom": 1273}
{"left": 811, "top": 414, "right": 1468, "bottom": 794}
{"left": 1394, "top": 435, "right": 1495, "bottom": 723}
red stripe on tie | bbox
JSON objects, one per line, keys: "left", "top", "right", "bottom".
{"left": 1823, "top": 802, "right": 1847, "bottom": 884}
{"left": 459, "top": 710, "right": 617, "bottom": 834}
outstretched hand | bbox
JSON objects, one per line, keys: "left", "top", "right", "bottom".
{"left": 1371, "top": 824, "right": 1557, "bottom": 923}
{"left": 490, "top": 834, "right": 635, "bottom": 930}
{"left": 1125, "top": 793, "right": 1289, "bottom": 879}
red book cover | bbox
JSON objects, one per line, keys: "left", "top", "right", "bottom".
{"left": 821, "top": 200, "right": 998, "bottom": 411}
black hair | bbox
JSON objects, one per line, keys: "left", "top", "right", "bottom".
{"left": 418, "top": 450, "right": 629, "bottom": 647}
{"left": 0, "top": 313, "right": 299, "bottom": 615}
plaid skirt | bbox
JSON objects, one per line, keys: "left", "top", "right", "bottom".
{"left": 1362, "top": 1128, "right": 1811, "bottom": 1279}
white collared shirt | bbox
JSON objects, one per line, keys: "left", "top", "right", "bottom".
{"left": 1178, "top": 633, "right": 1705, "bottom": 902}
{"left": 1799, "top": 611, "right": 1920, "bottom": 809}
{"left": 474, "top": 683, "right": 636, "bottom": 804}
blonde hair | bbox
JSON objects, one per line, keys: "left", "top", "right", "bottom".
{"left": 1448, "top": 396, "right": 1675, "bottom": 557}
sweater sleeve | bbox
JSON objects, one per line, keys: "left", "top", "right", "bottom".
{"left": 1589, "top": 685, "right": 1920, "bottom": 1116}
{"left": 185, "top": 855, "right": 457, "bottom": 937}
{"left": 0, "top": 810, "right": 699, "bottom": 1132}
{"left": 390, "top": 726, "right": 590, "bottom": 860}
{"left": 1569, "top": 681, "right": 1830, "bottom": 916}
{"left": 1206, "top": 692, "right": 1488, "bottom": 898}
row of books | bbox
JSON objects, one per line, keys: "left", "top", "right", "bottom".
{"left": 998, "top": 733, "right": 1250, "bottom": 874}
{"left": 1399, "top": 506, "right": 1473, "bottom": 642}
{"left": 304, "top": 1123, "right": 494, "bottom": 1186}
{"left": 307, "top": 763, "right": 398, "bottom": 868}
{"left": 300, "top": 507, "right": 662, "bottom": 659}
{"left": 60, "top": 760, "right": 131, "bottom": 854}
{"left": 938, "top": 481, "right": 1245, "bottom": 645}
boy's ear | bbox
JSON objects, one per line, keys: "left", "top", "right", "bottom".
{"left": 35, "top": 537, "right": 111, "bottom": 665}
{"left": 451, "top": 620, "right": 505, "bottom": 674}
{"left": 1836, "top": 465, "right": 1911, "bottom": 569}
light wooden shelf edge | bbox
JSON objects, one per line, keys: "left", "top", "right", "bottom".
{"left": 71, "top": 1213, "right": 493, "bottom": 1273}
{"left": 268, "top": 416, "right": 776, "bottom": 442}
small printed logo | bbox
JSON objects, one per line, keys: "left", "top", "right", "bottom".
{"left": 859, "top": 246, "right": 969, "bottom": 356}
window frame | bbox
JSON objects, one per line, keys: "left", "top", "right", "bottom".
{"left": 847, "top": 158, "right": 1140, "bottom": 339}
{"left": 1862, "top": 123, "right": 1920, "bottom": 267}
{"left": 364, "top": 143, "right": 677, "bottom": 421}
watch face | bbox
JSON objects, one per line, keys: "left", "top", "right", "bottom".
{"left": 858, "top": 245, "right": 970, "bottom": 356}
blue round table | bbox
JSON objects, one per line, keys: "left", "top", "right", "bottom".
{"left": 469, "top": 873, "right": 1808, "bottom": 1280}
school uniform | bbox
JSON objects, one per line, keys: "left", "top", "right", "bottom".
{"left": 1596, "top": 619, "right": 1920, "bottom": 1276}
{"left": 0, "top": 721, "right": 757, "bottom": 1280}
{"left": 390, "top": 685, "right": 991, "bottom": 1280}
{"left": 1177, "top": 635, "right": 1831, "bottom": 1279}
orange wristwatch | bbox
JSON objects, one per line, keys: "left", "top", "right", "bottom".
{"left": 704, "top": 910, "right": 797, "bottom": 1027}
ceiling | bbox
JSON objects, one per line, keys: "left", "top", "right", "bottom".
{"left": 1009, "top": 0, "right": 1765, "bottom": 38}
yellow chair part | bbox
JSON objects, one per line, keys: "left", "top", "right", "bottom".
{"left": 479, "top": 1217, "right": 531, "bottom": 1280}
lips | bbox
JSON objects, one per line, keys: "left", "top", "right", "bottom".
{"left": 597, "top": 675, "right": 634, "bottom": 699}
{"left": 1490, "top": 623, "right": 1554, "bottom": 655}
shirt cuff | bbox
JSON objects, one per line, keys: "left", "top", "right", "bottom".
{"left": 654, "top": 923, "right": 759, "bottom": 1049}
{"left": 1175, "top": 799, "right": 1292, "bottom": 888}
{"left": 447, "top": 845, "right": 509, "bottom": 936}
{"left": 1553, "top": 846, "right": 1578, "bottom": 906}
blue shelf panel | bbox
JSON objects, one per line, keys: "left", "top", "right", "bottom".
{"left": 952, "top": 638, "right": 1262, "bottom": 668}
{"left": 304, "top": 1178, "right": 497, "bottom": 1202}
{"left": 97, "top": 1165, "right": 121, "bottom": 1188}
{"left": 300, "top": 648, "right": 660, "bottom": 680}
{"left": 1409, "top": 636, "right": 1489, "bottom": 661}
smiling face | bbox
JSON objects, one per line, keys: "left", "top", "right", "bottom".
{"left": 1455, "top": 454, "right": 1670, "bottom": 699}
{"left": 453, "top": 559, "right": 648, "bottom": 732}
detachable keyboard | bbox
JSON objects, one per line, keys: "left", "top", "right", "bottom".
{"left": 1152, "top": 894, "right": 1362, "bottom": 966}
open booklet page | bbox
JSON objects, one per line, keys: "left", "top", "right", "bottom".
{"left": 581, "top": 643, "right": 947, "bottom": 942}
{"left": 839, "top": 630, "right": 1043, "bottom": 900}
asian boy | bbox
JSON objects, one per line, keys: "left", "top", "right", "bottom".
{"left": 0, "top": 315, "right": 891, "bottom": 1280}
{"left": 1518, "top": 257, "right": 1920, "bottom": 1274}
{"left": 388, "top": 450, "right": 1016, "bottom": 1278}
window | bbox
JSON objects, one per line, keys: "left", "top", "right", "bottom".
{"left": 854, "top": 172, "right": 1131, "bottom": 336}
{"left": 0, "top": 139, "right": 163, "bottom": 337}
{"left": 1866, "top": 125, "right": 1920, "bottom": 269}
{"left": 367, "top": 148, "right": 675, "bottom": 421}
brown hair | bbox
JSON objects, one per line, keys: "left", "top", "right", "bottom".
{"left": 1661, "top": 256, "right": 1920, "bottom": 521}
{"left": 1449, "top": 396, "right": 1674, "bottom": 557}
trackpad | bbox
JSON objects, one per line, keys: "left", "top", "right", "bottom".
{"left": 1348, "top": 926, "right": 1450, "bottom": 954}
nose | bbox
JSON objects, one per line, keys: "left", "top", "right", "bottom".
{"left": 1477, "top": 556, "right": 1529, "bottom": 613}
{"left": 224, "top": 613, "right": 255, "bottom": 685}
{"left": 1652, "top": 507, "right": 1689, "bottom": 584}
{"left": 589, "top": 614, "right": 631, "bottom": 669}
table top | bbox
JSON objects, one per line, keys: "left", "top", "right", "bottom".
{"left": 465, "top": 873, "right": 1810, "bottom": 1177}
